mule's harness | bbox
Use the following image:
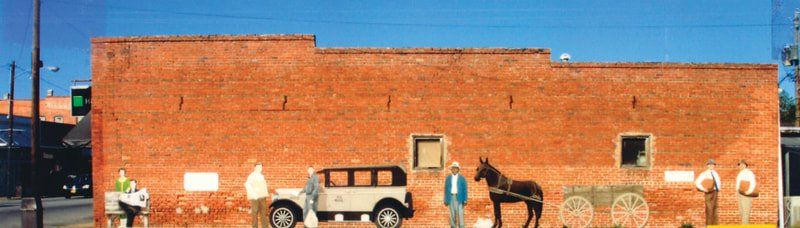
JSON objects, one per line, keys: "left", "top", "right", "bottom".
{"left": 483, "top": 166, "right": 543, "bottom": 203}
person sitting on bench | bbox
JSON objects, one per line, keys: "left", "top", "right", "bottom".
{"left": 118, "top": 179, "right": 149, "bottom": 228}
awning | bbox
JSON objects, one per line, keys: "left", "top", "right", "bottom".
{"left": 0, "top": 115, "right": 74, "bottom": 149}
{"left": 782, "top": 136, "right": 800, "bottom": 149}
{"left": 62, "top": 112, "right": 90, "bottom": 148}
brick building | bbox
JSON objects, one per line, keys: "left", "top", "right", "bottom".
{"left": 91, "top": 34, "right": 778, "bottom": 227}
{"left": 0, "top": 96, "right": 79, "bottom": 124}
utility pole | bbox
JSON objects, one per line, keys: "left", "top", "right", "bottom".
{"left": 7, "top": 61, "right": 14, "bottom": 199}
{"left": 795, "top": 9, "right": 800, "bottom": 126}
{"left": 21, "top": 0, "right": 43, "bottom": 226}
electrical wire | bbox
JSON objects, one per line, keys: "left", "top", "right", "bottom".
{"left": 40, "top": 77, "right": 69, "bottom": 93}
{"left": 46, "top": 0, "right": 788, "bottom": 30}
{"left": 46, "top": 6, "right": 91, "bottom": 42}
{"left": 4, "top": 65, "right": 70, "bottom": 93}
{"left": 15, "top": 2, "right": 33, "bottom": 61}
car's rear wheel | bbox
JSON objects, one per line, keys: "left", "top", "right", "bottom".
{"left": 375, "top": 206, "right": 402, "bottom": 228}
{"left": 270, "top": 206, "right": 297, "bottom": 228}
{"left": 64, "top": 194, "right": 71, "bottom": 199}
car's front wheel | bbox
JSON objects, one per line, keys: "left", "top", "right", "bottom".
{"left": 270, "top": 206, "right": 297, "bottom": 228}
{"left": 374, "top": 206, "right": 402, "bottom": 228}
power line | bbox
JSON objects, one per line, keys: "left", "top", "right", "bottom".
{"left": 46, "top": 6, "right": 90, "bottom": 42}
{"left": 39, "top": 77, "right": 69, "bottom": 93}
{"left": 47, "top": 0, "right": 786, "bottom": 30}
{"left": 15, "top": 2, "right": 33, "bottom": 61}
{"left": 7, "top": 65, "right": 32, "bottom": 80}
{"left": 4, "top": 65, "right": 69, "bottom": 93}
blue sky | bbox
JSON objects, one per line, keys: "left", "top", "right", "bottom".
{"left": 0, "top": 0, "right": 785, "bottom": 99}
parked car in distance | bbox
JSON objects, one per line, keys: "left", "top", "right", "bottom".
{"left": 63, "top": 174, "right": 92, "bottom": 198}
{"left": 270, "top": 165, "right": 414, "bottom": 228}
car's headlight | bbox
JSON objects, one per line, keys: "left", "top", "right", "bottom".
{"left": 82, "top": 185, "right": 90, "bottom": 189}
{"left": 62, "top": 185, "right": 67, "bottom": 190}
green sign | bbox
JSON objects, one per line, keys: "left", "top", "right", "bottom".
{"left": 72, "top": 96, "right": 84, "bottom": 107}
{"left": 71, "top": 86, "right": 91, "bottom": 116}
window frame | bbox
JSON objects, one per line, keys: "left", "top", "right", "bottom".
{"left": 617, "top": 134, "right": 653, "bottom": 169}
{"left": 324, "top": 170, "right": 350, "bottom": 188}
{"left": 375, "top": 170, "right": 394, "bottom": 186}
{"left": 351, "top": 170, "right": 373, "bottom": 187}
{"left": 410, "top": 134, "right": 446, "bottom": 171}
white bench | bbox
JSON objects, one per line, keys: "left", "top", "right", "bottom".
{"left": 105, "top": 192, "right": 150, "bottom": 228}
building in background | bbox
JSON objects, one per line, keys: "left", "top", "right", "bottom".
{"left": 780, "top": 127, "right": 800, "bottom": 226}
{"left": 0, "top": 95, "right": 79, "bottom": 124}
{"left": 91, "top": 34, "right": 778, "bottom": 227}
{"left": 0, "top": 115, "right": 83, "bottom": 198}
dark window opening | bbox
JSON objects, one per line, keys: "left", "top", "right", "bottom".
{"left": 621, "top": 136, "right": 649, "bottom": 168}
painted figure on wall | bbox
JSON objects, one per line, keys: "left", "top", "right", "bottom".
{"left": 444, "top": 161, "right": 468, "bottom": 228}
{"left": 474, "top": 157, "right": 543, "bottom": 228}
{"left": 245, "top": 163, "right": 270, "bottom": 228}
{"left": 115, "top": 168, "right": 131, "bottom": 226}
{"left": 735, "top": 159, "right": 758, "bottom": 224}
{"left": 694, "top": 159, "right": 721, "bottom": 225}
{"left": 118, "top": 179, "right": 149, "bottom": 228}
{"left": 301, "top": 166, "right": 319, "bottom": 227}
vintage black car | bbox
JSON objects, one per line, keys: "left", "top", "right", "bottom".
{"left": 62, "top": 174, "right": 92, "bottom": 198}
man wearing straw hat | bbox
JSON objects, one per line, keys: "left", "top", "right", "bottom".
{"left": 735, "top": 159, "right": 757, "bottom": 224}
{"left": 444, "top": 161, "right": 468, "bottom": 228}
{"left": 694, "top": 159, "right": 722, "bottom": 225}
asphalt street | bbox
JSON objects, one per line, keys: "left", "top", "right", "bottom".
{"left": 0, "top": 197, "right": 93, "bottom": 228}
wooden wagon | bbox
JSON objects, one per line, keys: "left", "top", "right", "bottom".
{"left": 559, "top": 185, "right": 649, "bottom": 228}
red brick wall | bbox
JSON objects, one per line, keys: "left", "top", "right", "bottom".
{"left": 90, "top": 34, "right": 778, "bottom": 227}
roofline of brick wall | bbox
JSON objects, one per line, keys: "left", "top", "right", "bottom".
{"left": 90, "top": 34, "right": 776, "bottom": 69}
{"left": 91, "top": 34, "right": 316, "bottom": 43}
{"left": 551, "top": 62, "right": 776, "bottom": 70}
{"left": 316, "top": 47, "right": 549, "bottom": 54}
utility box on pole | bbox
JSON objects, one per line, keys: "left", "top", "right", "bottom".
{"left": 71, "top": 86, "right": 90, "bottom": 116}
{"left": 783, "top": 45, "right": 799, "bottom": 67}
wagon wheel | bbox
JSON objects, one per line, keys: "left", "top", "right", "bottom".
{"left": 611, "top": 193, "right": 649, "bottom": 228}
{"left": 559, "top": 196, "right": 594, "bottom": 228}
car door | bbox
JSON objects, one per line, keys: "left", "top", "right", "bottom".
{"left": 318, "top": 171, "right": 349, "bottom": 213}
{"left": 345, "top": 170, "right": 376, "bottom": 212}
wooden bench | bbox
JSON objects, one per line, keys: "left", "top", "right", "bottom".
{"left": 105, "top": 192, "right": 150, "bottom": 228}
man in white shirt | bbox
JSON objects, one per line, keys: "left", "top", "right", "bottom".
{"left": 735, "top": 159, "right": 757, "bottom": 224}
{"left": 694, "top": 159, "right": 721, "bottom": 225}
{"left": 245, "top": 163, "right": 269, "bottom": 228}
{"left": 118, "top": 180, "right": 149, "bottom": 228}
